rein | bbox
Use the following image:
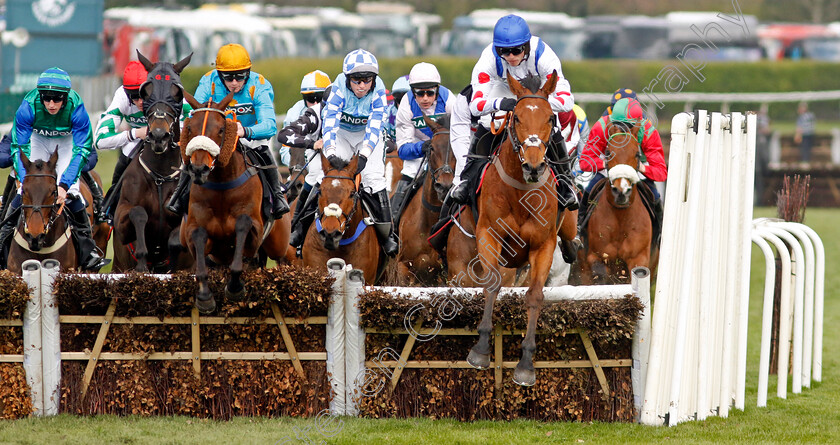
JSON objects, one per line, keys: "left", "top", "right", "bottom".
{"left": 421, "top": 129, "right": 453, "bottom": 213}
{"left": 20, "top": 173, "right": 64, "bottom": 237}
{"left": 318, "top": 170, "right": 361, "bottom": 237}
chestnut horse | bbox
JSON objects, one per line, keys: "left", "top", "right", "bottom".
{"left": 302, "top": 154, "right": 382, "bottom": 285}
{"left": 576, "top": 121, "right": 654, "bottom": 284}
{"left": 7, "top": 151, "right": 76, "bottom": 274}
{"left": 466, "top": 72, "right": 576, "bottom": 386}
{"left": 113, "top": 52, "right": 193, "bottom": 273}
{"left": 395, "top": 115, "right": 454, "bottom": 285}
{"left": 180, "top": 92, "right": 291, "bottom": 313}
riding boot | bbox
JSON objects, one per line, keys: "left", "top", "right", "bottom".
{"left": 428, "top": 193, "right": 455, "bottom": 257}
{"left": 549, "top": 131, "right": 579, "bottom": 211}
{"left": 82, "top": 171, "right": 106, "bottom": 225}
{"left": 290, "top": 184, "right": 319, "bottom": 251}
{"left": 652, "top": 198, "right": 664, "bottom": 246}
{"left": 0, "top": 198, "right": 21, "bottom": 270}
{"left": 255, "top": 145, "right": 291, "bottom": 219}
{"left": 390, "top": 175, "right": 412, "bottom": 226}
{"left": 67, "top": 204, "right": 111, "bottom": 271}
{"left": 366, "top": 189, "right": 400, "bottom": 257}
{"left": 577, "top": 190, "right": 590, "bottom": 228}
{"left": 102, "top": 152, "right": 133, "bottom": 223}
{"left": 166, "top": 168, "right": 192, "bottom": 215}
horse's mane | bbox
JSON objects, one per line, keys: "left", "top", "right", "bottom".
{"left": 30, "top": 159, "right": 52, "bottom": 172}
{"left": 518, "top": 74, "right": 542, "bottom": 95}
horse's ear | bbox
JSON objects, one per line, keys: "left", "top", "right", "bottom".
{"left": 179, "top": 117, "right": 192, "bottom": 163}
{"left": 173, "top": 53, "right": 193, "bottom": 74}
{"left": 539, "top": 70, "right": 559, "bottom": 98}
{"left": 218, "top": 91, "right": 236, "bottom": 110}
{"left": 48, "top": 149, "right": 59, "bottom": 170}
{"left": 183, "top": 90, "right": 201, "bottom": 110}
{"left": 320, "top": 151, "right": 330, "bottom": 173}
{"left": 19, "top": 151, "right": 31, "bottom": 171}
{"left": 507, "top": 71, "right": 527, "bottom": 98}
{"left": 347, "top": 156, "right": 359, "bottom": 175}
{"left": 136, "top": 50, "right": 154, "bottom": 72}
{"left": 423, "top": 115, "right": 440, "bottom": 133}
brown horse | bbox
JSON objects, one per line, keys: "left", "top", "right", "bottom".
{"left": 395, "top": 115, "right": 454, "bottom": 285}
{"left": 576, "top": 121, "right": 653, "bottom": 284}
{"left": 7, "top": 151, "right": 76, "bottom": 274}
{"left": 302, "top": 154, "right": 382, "bottom": 284}
{"left": 113, "top": 52, "right": 193, "bottom": 273}
{"left": 180, "top": 92, "right": 291, "bottom": 313}
{"left": 385, "top": 147, "right": 403, "bottom": 196}
{"left": 466, "top": 71, "right": 575, "bottom": 386}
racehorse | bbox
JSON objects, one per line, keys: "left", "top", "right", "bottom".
{"left": 7, "top": 151, "right": 76, "bottom": 274}
{"left": 385, "top": 145, "right": 403, "bottom": 196}
{"left": 302, "top": 154, "right": 382, "bottom": 285}
{"left": 112, "top": 52, "right": 194, "bottom": 273}
{"left": 576, "top": 120, "right": 654, "bottom": 284}
{"left": 395, "top": 115, "right": 453, "bottom": 285}
{"left": 466, "top": 71, "right": 575, "bottom": 386}
{"left": 180, "top": 91, "right": 291, "bottom": 313}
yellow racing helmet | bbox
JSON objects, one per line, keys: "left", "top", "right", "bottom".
{"left": 300, "top": 70, "right": 331, "bottom": 93}
{"left": 215, "top": 44, "right": 252, "bottom": 72}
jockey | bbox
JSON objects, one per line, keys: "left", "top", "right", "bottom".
{"left": 277, "top": 73, "right": 333, "bottom": 252}
{"left": 166, "top": 43, "right": 290, "bottom": 219}
{"left": 390, "top": 62, "right": 455, "bottom": 223}
{"left": 277, "top": 70, "right": 331, "bottom": 167}
{"left": 602, "top": 88, "right": 639, "bottom": 117}
{"left": 318, "top": 48, "right": 399, "bottom": 256}
{"left": 448, "top": 14, "right": 578, "bottom": 211}
{"left": 384, "top": 75, "right": 410, "bottom": 148}
{"left": 578, "top": 97, "right": 667, "bottom": 241}
{"left": 0, "top": 68, "right": 109, "bottom": 271}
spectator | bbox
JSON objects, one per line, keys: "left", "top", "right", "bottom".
{"left": 794, "top": 101, "right": 815, "bottom": 165}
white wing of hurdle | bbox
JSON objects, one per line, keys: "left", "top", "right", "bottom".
{"left": 641, "top": 110, "right": 825, "bottom": 426}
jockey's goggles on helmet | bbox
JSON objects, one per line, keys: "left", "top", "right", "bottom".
{"left": 303, "top": 92, "right": 324, "bottom": 103}
{"left": 496, "top": 44, "right": 526, "bottom": 56}
{"left": 124, "top": 88, "right": 142, "bottom": 101}
{"left": 349, "top": 76, "right": 374, "bottom": 85}
{"left": 413, "top": 88, "right": 437, "bottom": 98}
{"left": 40, "top": 91, "right": 67, "bottom": 104}
{"left": 219, "top": 70, "right": 249, "bottom": 82}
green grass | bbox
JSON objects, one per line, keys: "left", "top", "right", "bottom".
{"left": 1, "top": 189, "right": 838, "bottom": 444}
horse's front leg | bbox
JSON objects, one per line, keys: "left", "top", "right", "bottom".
{"left": 226, "top": 214, "right": 253, "bottom": 300}
{"left": 128, "top": 207, "right": 149, "bottom": 272}
{"left": 467, "top": 227, "right": 503, "bottom": 370}
{"left": 514, "top": 240, "right": 554, "bottom": 387}
{"left": 190, "top": 226, "right": 215, "bottom": 313}
{"left": 167, "top": 226, "right": 184, "bottom": 272}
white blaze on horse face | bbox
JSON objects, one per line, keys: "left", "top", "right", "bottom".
{"left": 618, "top": 177, "right": 632, "bottom": 195}
{"left": 526, "top": 105, "right": 539, "bottom": 112}
{"left": 323, "top": 203, "right": 342, "bottom": 218}
{"left": 331, "top": 179, "right": 341, "bottom": 188}
{"left": 525, "top": 134, "right": 541, "bottom": 147}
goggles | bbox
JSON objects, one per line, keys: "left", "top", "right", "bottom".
{"left": 219, "top": 71, "right": 249, "bottom": 82}
{"left": 496, "top": 45, "right": 526, "bottom": 57}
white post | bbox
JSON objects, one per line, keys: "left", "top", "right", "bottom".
{"left": 631, "top": 267, "right": 651, "bottom": 423}
{"left": 325, "top": 258, "right": 347, "bottom": 416}
{"left": 797, "top": 224, "right": 825, "bottom": 381}
{"left": 21, "top": 259, "right": 43, "bottom": 417}
{"left": 751, "top": 232, "right": 778, "bottom": 407}
{"left": 344, "top": 269, "right": 366, "bottom": 416}
{"left": 39, "top": 259, "right": 61, "bottom": 416}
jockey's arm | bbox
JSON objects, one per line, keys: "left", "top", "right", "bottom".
{"left": 192, "top": 73, "right": 213, "bottom": 105}
{"left": 469, "top": 46, "right": 509, "bottom": 116}
{"left": 359, "top": 87, "right": 387, "bottom": 159}
{"left": 640, "top": 123, "right": 668, "bottom": 182}
{"left": 61, "top": 102, "right": 94, "bottom": 191}
{"left": 94, "top": 90, "right": 136, "bottom": 151}
{"left": 11, "top": 101, "right": 35, "bottom": 182}
{"left": 579, "top": 119, "right": 607, "bottom": 174}
{"left": 395, "top": 97, "right": 425, "bottom": 161}
{"left": 276, "top": 108, "right": 319, "bottom": 150}
{"left": 321, "top": 85, "right": 345, "bottom": 158}
{"left": 243, "top": 79, "right": 277, "bottom": 140}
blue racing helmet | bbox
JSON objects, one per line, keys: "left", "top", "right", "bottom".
{"left": 493, "top": 15, "right": 531, "bottom": 49}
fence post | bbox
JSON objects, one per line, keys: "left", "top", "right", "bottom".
{"left": 325, "top": 258, "right": 347, "bottom": 416}
{"left": 21, "top": 259, "right": 43, "bottom": 417}
{"left": 344, "top": 269, "right": 366, "bottom": 416}
{"left": 631, "top": 266, "right": 651, "bottom": 422}
{"left": 39, "top": 259, "right": 61, "bottom": 416}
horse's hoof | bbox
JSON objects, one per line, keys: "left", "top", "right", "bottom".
{"left": 513, "top": 366, "right": 536, "bottom": 387}
{"left": 225, "top": 285, "right": 246, "bottom": 301}
{"left": 195, "top": 296, "right": 216, "bottom": 314}
{"left": 467, "top": 348, "right": 491, "bottom": 370}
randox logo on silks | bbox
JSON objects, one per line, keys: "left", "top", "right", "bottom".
{"left": 411, "top": 113, "right": 445, "bottom": 129}
{"left": 125, "top": 115, "right": 147, "bottom": 126}
{"left": 32, "top": 0, "right": 76, "bottom": 27}
{"left": 34, "top": 128, "right": 72, "bottom": 137}
{"left": 340, "top": 113, "right": 369, "bottom": 126}
{"left": 226, "top": 103, "right": 255, "bottom": 116}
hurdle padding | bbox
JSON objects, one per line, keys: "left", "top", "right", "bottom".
{"left": 0, "top": 261, "right": 39, "bottom": 419}
{"left": 752, "top": 219, "right": 824, "bottom": 406}
{"left": 340, "top": 267, "right": 651, "bottom": 421}
{"left": 9, "top": 261, "right": 338, "bottom": 418}
{"left": 643, "top": 111, "right": 756, "bottom": 426}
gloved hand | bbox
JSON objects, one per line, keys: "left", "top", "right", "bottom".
{"left": 421, "top": 139, "right": 433, "bottom": 155}
{"left": 499, "top": 98, "right": 517, "bottom": 112}
{"left": 327, "top": 155, "right": 344, "bottom": 170}
{"left": 355, "top": 155, "right": 368, "bottom": 176}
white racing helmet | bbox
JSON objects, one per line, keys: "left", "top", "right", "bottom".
{"left": 408, "top": 62, "right": 441, "bottom": 89}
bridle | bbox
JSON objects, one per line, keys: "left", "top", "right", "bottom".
{"left": 428, "top": 129, "right": 454, "bottom": 186}
{"left": 318, "top": 169, "right": 360, "bottom": 236}
{"left": 19, "top": 173, "right": 63, "bottom": 236}
{"left": 146, "top": 102, "right": 180, "bottom": 143}
{"left": 187, "top": 105, "right": 237, "bottom": 171}
{"left": 504, "top": 94, "right": 555, "bottom": 165}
